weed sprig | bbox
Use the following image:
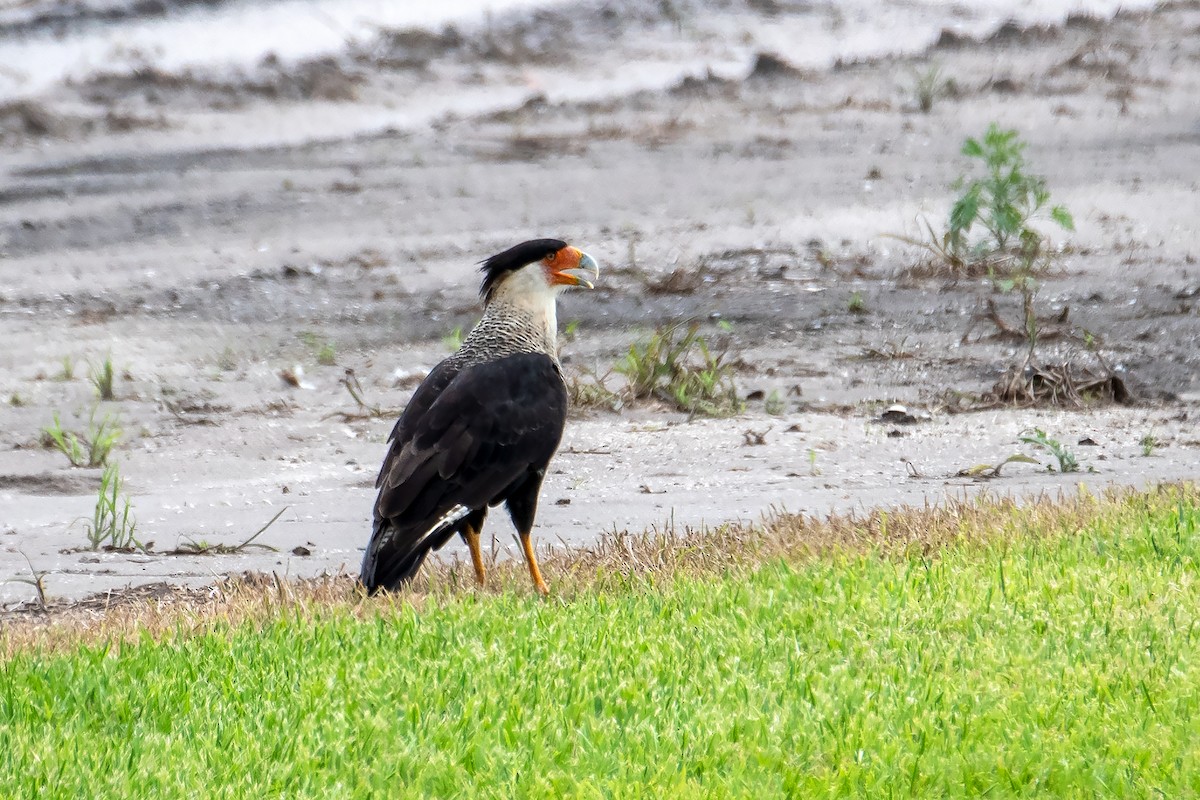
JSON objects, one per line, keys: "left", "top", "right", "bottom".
{"left": 910, "top": 63, "right": 954, "bottom": 112}
{"left": 88, "top": 356, "right": 115, "bottom": 401}
{"left": 616, "top": 322, "right": 742, "bottom": 416}
{"left": 85, "top": 463, "right": 139, "bottom": 551}
{"left": 42, "top": 409, "right": 121, "bottom": 468}
{"left": 1020, "top": 427, "right": 1081, "bottom": 473}
{"left": 949, "top": 125, "right": 1074, "bottom": 261}
{"left": 298, "top": 331, "right": 336, "bottom": 366}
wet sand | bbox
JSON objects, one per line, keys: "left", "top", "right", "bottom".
{"left": 1, "top": 0, "right": 1198, "bottom": 605}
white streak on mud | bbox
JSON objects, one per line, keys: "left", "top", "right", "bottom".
{"left": 0, "top": 0, "right": 1159, "bottom": 108}
{"left": 0, "top": 0, "right": 560, "bottom": 100}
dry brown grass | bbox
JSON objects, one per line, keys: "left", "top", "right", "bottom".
{"left": 4, "top": 482, "right": 1195, "bottom": 658}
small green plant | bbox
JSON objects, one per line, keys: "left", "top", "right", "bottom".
{"left": 616, "top": 322, "right": 741, "bottom": 417}
{"left": 910, "top": 64, "right": 953, "bottom": 113}
{"left": 90, "top": 413, "right": 121, "bottom": 465}
{"left": 298, "top": 331, "right": 336, "bottom": 365}
{"left": 9, "top": 392, "right": 24, "bottom": 407}
{"left": 807, "top": 448, "right": 820, "bottom": 477}
{"left": 1140, "top": 433, "right": 1159, "bottom": 457}
{"left": 619, "top": 323, "right": 701, "bottom": 399}
{"left": 58, "top": 355, "right": 75, "bottom": 381}
{"left": 1020, "top": 428, "right": 1079, "bottom": 473}
{"left": 42, "top": 415, "right": 85, "bottom": 465}
{"left": 85, "top": 463, "right": 138, "bottom": 551}
{"left": 894, "top": 125, "right": 1085, "bottom": 403}
{"left": 443, "top": 326, "right": 465, "bottom": 352}
{"left": 848, "top": 291, "right": 866, "bottom": 315}
{"left": 764, "top": 390, "right": 785, "bottom": 416}
{"left": 42, "top": 409, "right": 121, "bottom": 467}
{"left": 949, "top": 125, "right": 1074, "bottom": 260}
{"left": 896, "top": 124, "right": 1074, "bottom": 281}
{"left": 88, "top": 356, "right": 115, "bottom": 400}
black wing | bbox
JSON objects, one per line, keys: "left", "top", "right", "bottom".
{"left": 376, "top": 357, "right": 463, "bottom": 490}
{"left": 360, "top": 352, "right": 568, "bottom": 591}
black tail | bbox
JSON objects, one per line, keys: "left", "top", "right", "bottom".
{"left": 360, "top": 510, "right": 468, "bottom": 593}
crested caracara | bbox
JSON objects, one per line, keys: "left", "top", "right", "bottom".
{"left": 360, "top": 239, "right": 599, "bottom": 596}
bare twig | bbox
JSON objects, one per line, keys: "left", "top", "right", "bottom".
{"left": 5, "top": 553, "right": 49, "bottom": 610}
{"left": 323, "top": 369, "right": 402, "bottom": 421}
{"left": 162, "top": 507, "right": 288, "bottom": 555}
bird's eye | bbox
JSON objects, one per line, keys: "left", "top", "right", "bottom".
{"left": 544, "top": 251, "right": 557, "bottom": 265}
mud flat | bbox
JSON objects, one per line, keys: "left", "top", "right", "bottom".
{"left": 1, "top": 0, "right": 1197, "bottom": 606}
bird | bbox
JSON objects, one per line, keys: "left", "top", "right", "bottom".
{"left": 360, "top": 239, "right": 599, "bottom": 596}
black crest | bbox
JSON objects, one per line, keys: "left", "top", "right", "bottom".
{"left": 479, "top": 239, "right": 566, "bottom": 301}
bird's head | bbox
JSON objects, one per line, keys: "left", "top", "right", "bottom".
{"left": 479, "top": 239, "right": 599, "bottom": 305}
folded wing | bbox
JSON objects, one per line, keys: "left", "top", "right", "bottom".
{"left": 360, "top": 352, "right": 568, "bottom": 591}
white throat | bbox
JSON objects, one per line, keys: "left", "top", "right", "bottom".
{"left": 464, "top": 265, "right": 563, "bottom": 359}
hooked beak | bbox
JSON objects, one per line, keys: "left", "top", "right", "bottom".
{"left": 552, "top": 248, "right": 600, "bottom": 289}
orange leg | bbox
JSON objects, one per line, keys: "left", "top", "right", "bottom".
{"left": 464, "top": 525, "right": 486, "bottom": 587}
{"left": 519, "top": 532, "right": 549, "bottom": 597}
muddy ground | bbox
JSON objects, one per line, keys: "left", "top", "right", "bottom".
{"left": 1, "top": 1, "right": 1198, "bottom": 605}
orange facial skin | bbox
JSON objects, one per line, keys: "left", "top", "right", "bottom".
{"left": 543, "top": 246, "right": 598, "bottom": 289}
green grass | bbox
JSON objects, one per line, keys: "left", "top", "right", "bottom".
{"left": 57, "top": 355, "right": 75, "bottom": 381}
{"left": 893, "top": 124, "right": 1073, "bottom": 284}
{"left": 41, "top": 408, "right": 121, "bottom": 468}
{"left": 298, "top": 331, "right": 337, "bottom": 366}
{"left": 950, "top": 125, "right": 1074, "bottom": 259}
{"left": 617, "top": 322, "right": 742, "bottom": 416}
{"left": 847, "top": 290, "right": 866, "bottom": 315}
{"left": 84, "top": 462, "right": 138, "bottom": 551}
{"left": 88, "top": 355, "right": 116, "bottom": 400}
{"left": 315, "top": 343, "right": 336, "bottom": 367}
{"left": 1020, "top": 427, "right": 1081, "bottom": 473}
{"left": 3, "top": 488, "right": 1200, "bottom": 797}
{"left": 910, "top": 63, "right": 953, "bottom": 113}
